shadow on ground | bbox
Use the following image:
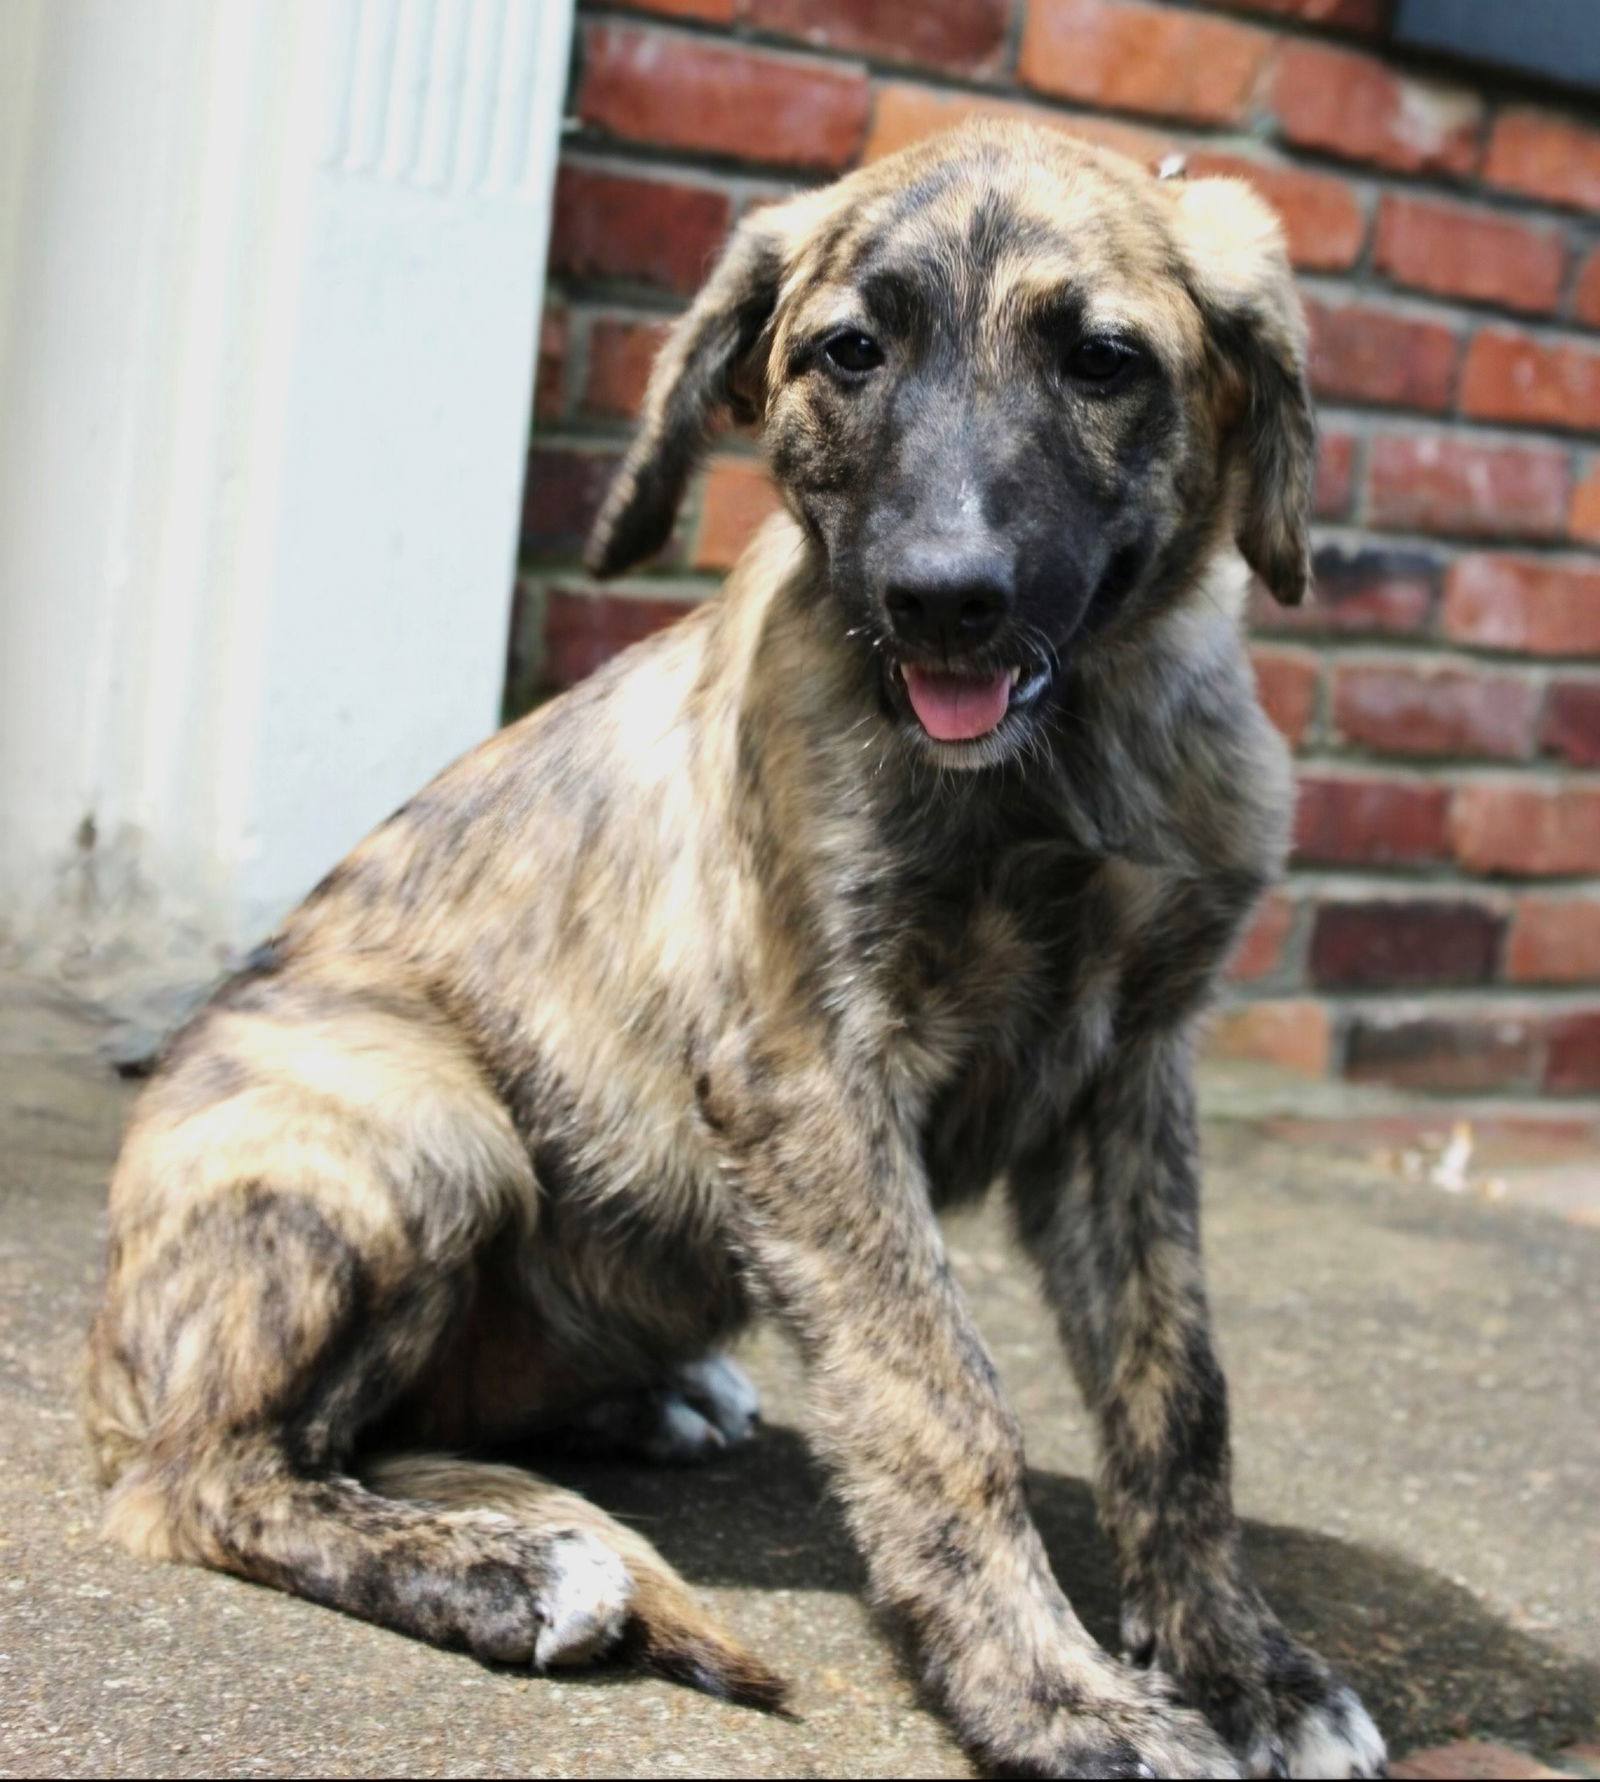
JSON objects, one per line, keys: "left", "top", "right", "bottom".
{"left": 535, "top": 1424, "right": 1600, "bottom": 1756}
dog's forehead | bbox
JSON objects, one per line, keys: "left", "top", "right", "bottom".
{"left": 786, "top": 127, "right": 1188, "bottom": 333}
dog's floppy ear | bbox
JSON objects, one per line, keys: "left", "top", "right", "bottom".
{"left": 585, "top": 211, "right": 789, "bottom": 579}
{"left": 1171, "top": 178, "right": 1316, "bottom": 607}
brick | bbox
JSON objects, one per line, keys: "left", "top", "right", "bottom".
{"left": 1461, "top": 330, "right": 1600, "bottom": 434}
{"left": 1309, "top": 899, "right": 1503, "bottom": 987}
{"left": 1442, "top": 555, "right": 1600, "bottom": 657}
{"left": 1452, "top": 782, "right": 1600, "bottom": 876}
{"left": 544, "top": 586, "right": 701, "bottom": 691}
{"left": 535, "top": 306, "right": 569, "bottom": 425}
{"left": 1485, "top": 109, "right": 1600, "bottom": 215}
{"left": 1345, "top": 1011, "right": 1539, "bottom": 1094}
{"left": 1019, "top": 0, "right": 1272, "bottom": 128}
{"left": 1229, "top": 892, "right": 1294, "bottom": 981}
{"left": 550, "top": 165, "right": 731, "bottom": 296}
{"left": 1293, "top": 773, "right": 1450, "bottom": 867}
{"left": 1306, "top": 299, "right": 1459, "bottom": 412}
{"left": 1367, "top": 435, "right": 1571, "bottom": 540}
{"left": 862, "top": 81, "right": 1169, "bottom": 167}
{"left": 1547, "top": 1012, "right": 1600, "bottom": 1094}
{"left": 1253, "top": 544, "right": 1438, "bottom": 636}
{"left": 749, "top": 0, "right": 1013, "bottom": 76}
{"left": 1392, "top": 1743, "right": 1565, "bottom": 1780}
{"left": 694, "top": 458, "right": 785, "bottom": 571}
{"left": 1576, "top": 248, "right": 1600, "bottom": 330}
{"left": 1314, "top": 431, "right": 1358, "bottom": 520}
{"left": 1507, "top": 895, "right": 1600, "bottom": 984}
{"left": 1543, "top": 678, "right": 1600, "bottom": 767}
{"left": 620, "top": 0, "right": 737, "bottom": 18}
{"left": 1269, "top": 42, "right": 1482, "bottom": 176}
{"left": 583, "top": 317, "right": 672, "bottom": 421}
{"left": 1572, "top": 461, "right": 1600, "bottom": 545}
{"left": 1185, "top": 153, "right": 1367, "bottom": 272}
{"left": 1374, "top": 195, "right": 1568, "bottom": 316}
{"left": 1208, "top": 0, "right": 1389, "bottom": 31}
{"left": 1206, "top": 999, "right": 1332, "bottom": 1077}
{"left": 578, "top": 24, "right": 870, "bottom": 171}
{"left": 1250, "top": 646, "right": 1319, "bottom": 747}
{"left": 1331, "top": 662, "right": 1538, "bottom": 760}
{"left": 521, "top": 446, "right": 625, "bottom": 564}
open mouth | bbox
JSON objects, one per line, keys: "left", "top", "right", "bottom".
{"left": 896, "top": 660, "right": 1052, "bottom": 744}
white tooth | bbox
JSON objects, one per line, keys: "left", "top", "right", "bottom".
{"left": 1007, "top": 667, "right": 1021, "bottom": 686}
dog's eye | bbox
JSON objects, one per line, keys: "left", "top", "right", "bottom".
{"left": 822, "top": 330, "right": 884, "bottom": 377}
{"left": 1066, "top": 337, "right": 1138, "bottom": 385}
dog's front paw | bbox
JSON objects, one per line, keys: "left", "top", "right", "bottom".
{"left": 1126, "top": 1606, "right": 1385, "bottom": 1779}
{"left": 1270, "top": 1683, "right": 1386, "bottom": 1780}
{"left": 976, "top": 1672, "right": 1243, "bottom": 1780}
{"left": 1156, "top": 1628, "right": 1385, "bottom": 1779}
{"left": 1052, "top": 1698, "right": 1243, "bottom": 1781}
{"left": 1235, "top": 1641, "right": 1384, "bottom": 1779}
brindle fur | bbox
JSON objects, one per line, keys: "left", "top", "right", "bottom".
{"left": 86, "top": 126, "right": 1386, "bottom": 1777}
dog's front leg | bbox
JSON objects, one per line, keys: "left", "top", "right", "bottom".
{"left": 1011, "top": 1034, "right": 1386, "bottom": 1780}
{"left": 705, "top": 1050, "right": 1236, "bottom": 1779}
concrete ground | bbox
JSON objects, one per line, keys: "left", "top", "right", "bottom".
{"left": 2, "top": 979, "right": 1597, "bottom": 1778}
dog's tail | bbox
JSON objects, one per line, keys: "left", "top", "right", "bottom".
{"left": 363, "top": 1452, "right": 789, "bottom": 1711}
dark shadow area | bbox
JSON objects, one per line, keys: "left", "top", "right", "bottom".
{"left": 535, "top": 1424, "right": 1600, "bottom": 1756}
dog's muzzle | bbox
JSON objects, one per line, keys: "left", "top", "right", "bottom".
{"left": 874, "top": 544, "right": 1054, "bottom": 743}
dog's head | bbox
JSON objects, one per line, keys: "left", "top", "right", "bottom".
{"left": 586, "top": 124, "right": 1313, "bottom": 766}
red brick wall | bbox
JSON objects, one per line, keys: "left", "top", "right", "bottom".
{"left": 516, "top": 0, "right": 1600, "bottom": 1105}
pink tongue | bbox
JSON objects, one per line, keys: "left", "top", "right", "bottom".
{"left": 901, "top": 665, "right": 1011, "bottom": 742}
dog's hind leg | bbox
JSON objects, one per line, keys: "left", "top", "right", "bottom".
{"left": 88, "top": 991, "right": 782, "bottom": 1706}
{"left": 95, "top": 1180, "right": 782, "bottom": 1704}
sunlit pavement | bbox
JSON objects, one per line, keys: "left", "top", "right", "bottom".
{"left": 2, "top": 977, "right": 1595, "bottom": 1779}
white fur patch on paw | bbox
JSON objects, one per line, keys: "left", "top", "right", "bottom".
{"left": 675, "top": 1353, "right": 761, "bottom": 1445}
{"left": 534, "top": 1529, "right": 633, "bottom": 1668}
{"left": 1282, "top": 1686, "right": 1387, "bottom": 1780}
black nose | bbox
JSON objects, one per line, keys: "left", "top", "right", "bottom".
{"left": 884, "top": 553, "right": 1013, "bottom": 654}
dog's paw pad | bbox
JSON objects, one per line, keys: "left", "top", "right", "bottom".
{"left": 1278, "top": 1686, "right": 1386, "bottom": 1780}
{"left": 534, "top": 1529, "right": 634, "bottom": 1668}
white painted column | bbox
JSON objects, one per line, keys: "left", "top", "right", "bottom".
{"left": 0, "top": 0, "right": 573, "bottom": 1041}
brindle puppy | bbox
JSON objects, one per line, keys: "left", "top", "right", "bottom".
{"left": 86, "top": 125, "right": 1387, "bottom": 1778}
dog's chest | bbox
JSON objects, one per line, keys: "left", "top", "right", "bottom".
{"left": 863, "top": 847, "right": 1130, "bottom": 1091}
{"left": 860, "top": 845, "right": 1211, "bottom": 1204}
